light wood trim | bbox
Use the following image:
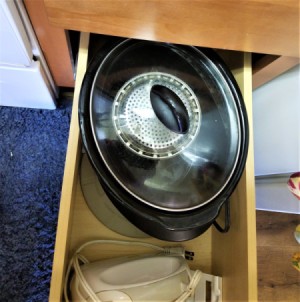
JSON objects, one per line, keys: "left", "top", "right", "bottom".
{"left": 43, "top": 0, "right": 299, "bottom": 57}
{"left": 24, "top": 0, "right": 75, "bottom": 87}
{"left": 212, "top": 53, "right": 258, "bottom": 301}
{"left": 253, "top": 56, "right": 300, "bottom": 89}
{"left": 48, "top": 32, "right": 89, "bottom": 302}
{"left": 239, "top": 53, "right": 258, "bottom": 302}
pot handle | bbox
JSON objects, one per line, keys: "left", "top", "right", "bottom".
{"left": 213, "top": 199, "right": 231, "bottom": 233}
{"left": 150, "top": 85, "right": 189, "bottom": 134}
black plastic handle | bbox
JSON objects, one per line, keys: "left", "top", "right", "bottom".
{"left": 150, "top": 85, "right": 189, "bottom": 134}
{"left": 213, "top": 199, "right": 231, "bottom": 233}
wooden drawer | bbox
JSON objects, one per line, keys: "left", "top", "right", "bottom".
{"left": 49, "top": 32, "right": 257, "bottom": 302}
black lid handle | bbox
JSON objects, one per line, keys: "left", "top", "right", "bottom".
{"left": 150, "top": 85, "right": 189, "bottom": 134}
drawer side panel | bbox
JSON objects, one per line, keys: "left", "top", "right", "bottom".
{"left": 49, "top": 33, "right": 90, "bottom": 302}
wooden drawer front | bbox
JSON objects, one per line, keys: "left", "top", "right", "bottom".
{"left": 44, "top": 0, "right": 299, "bottom": 57}
{"left": 49, "top": 33, "right": 257, "bottom": 302}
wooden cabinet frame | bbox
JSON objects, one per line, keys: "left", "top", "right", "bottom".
{"left": 41, "top": 0, "right": 299, "bottom": 89}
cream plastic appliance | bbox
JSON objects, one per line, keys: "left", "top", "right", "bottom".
{"left": 66, "top": 240, "right": 222, "bottom": 302}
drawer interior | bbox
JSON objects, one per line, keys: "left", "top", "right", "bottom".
{"left": 49, "top": 33, "right": 257, "bottom": 301}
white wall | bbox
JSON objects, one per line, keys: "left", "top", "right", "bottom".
{"left": 253, "top": 65, "right": 300, "bottom": 213}
{"left": 253, "top": 65, "right": 300, "bottom": 176}
{"left": 255, "top": 175, "right": 300, "bottom": 214}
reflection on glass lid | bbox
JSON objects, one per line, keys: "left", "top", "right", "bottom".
{"left": 90, "top": 40, "right": 241, "bottom": 211}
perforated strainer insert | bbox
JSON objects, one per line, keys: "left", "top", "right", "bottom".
{"left": 112, "top": 72, "right": 201, "bottom": 159}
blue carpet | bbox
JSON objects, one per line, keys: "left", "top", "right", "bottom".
{"left": 0, "top": 102, "right": 71, "bottom": 301}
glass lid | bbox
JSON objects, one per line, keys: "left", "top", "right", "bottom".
{"left": 90, "top": 40, "right": 241, "bottom": 211}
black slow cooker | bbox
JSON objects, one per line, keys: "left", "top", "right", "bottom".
{"left": 79, "top": 38, "right": 248, "bottom": 241}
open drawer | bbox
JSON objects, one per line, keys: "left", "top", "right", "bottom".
{"left": 49, "top": 33, "right": 257, "bottom": 302}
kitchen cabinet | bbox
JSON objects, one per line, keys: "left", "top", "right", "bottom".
{"left": 43, "top": 0, "right": 299, "bottom": 57}
{"left": 40, "top": 1, "right": 294, "bottom": 300}
{"left": 42, "top": 0, "right": 299, "bottom": 88}
{"left": 0, "top": 0, "right": 56, "bottom": 109}
{"left": 24, "top": 0, "right": 75, "bottom": 88}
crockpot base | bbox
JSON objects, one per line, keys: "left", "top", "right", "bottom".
{"left": 80, "top": 153, "right": 149, "bottom": 238}
{"left": 79, "top": 36, "right": 249, "bottom": 241}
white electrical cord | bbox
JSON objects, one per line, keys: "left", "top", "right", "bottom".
{"left": 174, "top": 270, "right": 202, "bottom": 302}
{"left": 72, "top": 254, "right": 99, "bottom": 302}
{"left": 63, "top": 239, "right": 199, "bottom": 302}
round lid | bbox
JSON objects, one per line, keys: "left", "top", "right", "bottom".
{"left": 90, "top": 40, "right": 243, "bottom": 212}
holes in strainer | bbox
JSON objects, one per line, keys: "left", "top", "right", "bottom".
{"left": 113, "top": 72, "right": 201, "bottom": 159}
